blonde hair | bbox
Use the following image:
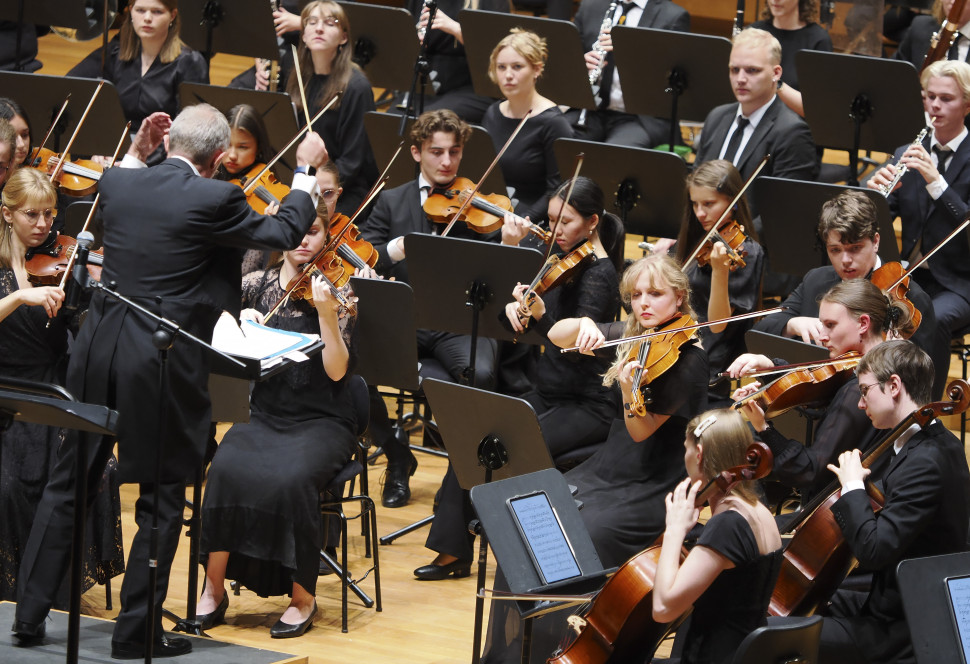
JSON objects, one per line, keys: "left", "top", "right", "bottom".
{"left": 288, "top": 1, "right": 356, "bottom": 112}
{"left": 602, "top": 255, "right": 695, "bottom": 386}
{"left": 487, "top": 28, "right": 548, "bottom": 84}
{"left": 120, "top": 0, "right": 184, "bottom": 63}
{"left": 0, "top": 168, "right": 57, "bottom": 268}
{"left": 921, "top": 59, "right": 970, "bottom": 103}
{"left": 686, "top": 409, "right": 760, "bottom": 504}
{"left": 732, "top": 27, "right": 782, "bottom": 66}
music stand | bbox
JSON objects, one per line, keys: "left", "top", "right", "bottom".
{"left": 752, "top": 178, "right": 900, "bottom": 280}
{"left": 59, "top": 202, "right": 103, "bottom": 248}
{"left": 178, "top": 0, "right": 279, "bottom": 63}
{"left": 338, "top": 2, "right": 420, "bottom": 92}
{"left": 898, "top": 551, "right": 970, "bottom": 664}
{"left": 459, "top": 10, "right": 595, "bottom": 110}
{"left": 179, "top": 83, "right": 300, "bottom": 180}
{"left": 0, "top": 73, "right": 128, "bottom": 156}
{"left": 421, "top": 379, "right": 559, "bottom": 664}
{"left": 363, "top": 111, "right": 507, "bottom": 191}
{"left": 612, "top": 27, "right": 735, "bottom": 150}
{"left": 553, "top": 138, "right": 687, "bottom": 239}
{"left": 797, "top": 51, "right": 924, "bottom": 186}
{"left": 0, "top": 1, "right": 97, "bottom": 74}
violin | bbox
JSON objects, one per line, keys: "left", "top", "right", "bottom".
{"left": 870, "top": 262, "right": 920, "bottom": 338}
{"left": 327, "top": 213, "right": 378, "bottom": 271}
{"left": 266, "top": 248, "right": 357, "bottom": 321}
{"left": 423, "top": 177, "right": 552, "bottom": 240}
{"left": 229, "top": 163, "right": 291, "bottom": 214}
{"left": 769, "top": 379, "right": 970, "bottom": 617}
{"left": 626, "top": 315, "right": 697, "bottom": 418}
{"left": 516, "top": 242, "right": 596, "bottom": 326}
{"left": 29, "top": 147, "right": 103, "bottom": 197}
{"left": 732, "top": 351, "right": 862, "bottom": 420}
{"left": 692, "top": 219, "right": 749, "bottom": 271}
{"left": 549, "top": 441, "right": 774, "bottom": 664}
{"left": 25, "top": 232, "right": 103, "bottom": 286}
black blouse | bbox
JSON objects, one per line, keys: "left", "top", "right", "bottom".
{"left": 749, "top": 21, "right": 832, "bottom": 90}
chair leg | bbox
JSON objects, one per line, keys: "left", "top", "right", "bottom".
{"left": 365, "top": 496, "right": 382, "bottom": 612}
{"left": 105, "top": 578, "right": 112, "bottom": 611}
{"left": 341, "top": 513, "right": 349, "bottom": 633}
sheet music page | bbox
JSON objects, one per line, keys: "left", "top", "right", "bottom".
{"left": 211, "top": 312, "right": 319, "bottom": 363}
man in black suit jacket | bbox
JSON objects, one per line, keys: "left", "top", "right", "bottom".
{"left": 868, "top": 59, "right": 970, "bottom": 342}
{"left": 753, "top": 190, "right": 949, "bottom": 399}
{"left": 694, "top": 28, "right": 819, "bottom": 186}
{"left": 13, "top": 104, "right": 328, "bottom": 658}
{"left": 566, "top": 0, "right": 690, "bottom": 147}
{"left": 822, "top": 340, "right": 970, "bottom": 664}
{"left": 895, "top": 1, "right": 970, "bottom": 70}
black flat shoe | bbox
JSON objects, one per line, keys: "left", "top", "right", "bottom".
{"left": 111, "top": 634, "right": 192, "bottom": 659}
{"left": 11, "top": 619, "right": 45, "bottom": 645}
{"left": 196, "top": 591, "right": 228, "bottom": 630}
{"left": 382, "top": 453, "right": 418, "bottom": 508}
{"left": 269, "top": 602, "right": 317, "bottom": 639}
{"left": 413, "top": 559, "right": 471, "bottom": 580}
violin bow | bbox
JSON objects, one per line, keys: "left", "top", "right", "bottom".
{"left": 560, "top": 307, "right": 782, "bottom": 353}
{"left": 888, "top": 216, "right": 970, "bottom": 291}
{"left": 322, "top": 177, "right": 388, "bottom": 253}
{"left": 242, "top": 94, "right": 341, "bottom": 194}
{"left": 29, "top": 94, "right": 71, "bottom": 168}
{"left": 681, "top": 154, "right": 769, "bottom": 271}
{"left": 719, "top": 352, "right": 862, "bottom": 381}
{"left": 440, "top": 110, "right": 532, "bottom": 237}
{"left": 291, "top": 44, "right": 313, "bottom": 135}
{"left": 49, "top": 81, "right": 105, "bottom": 183}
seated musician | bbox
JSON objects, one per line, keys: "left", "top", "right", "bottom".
{"left": 895, "top": 0, "right": 970, "bottom": 70}
{"left": 197, "top": 209, "right": 359, "bottom": 639}
{"left": 359, "top": 109, "right": 499, "bottom": 508}
{"left": 816, "top": 339, "right": 970, "bottom": 664}
{"left": 731, "top": 279, "right": 914, "bottom": 510}
{"left": 653, "top": 409, "right": 783, "bottom": 664}
{"left": 693, "top": 28, "right": 819, "bottom": 192}
{"left": 0, "top": 119, "right": 15, "bottom": 191}
{"left": 0, "top": 97, "right": 31, "bottom": 169}
{"left": 867, "top": 60, "right": 970, "bottom": 350}
{"left": 753, "top": 189, "right": 948, "bottom": 398}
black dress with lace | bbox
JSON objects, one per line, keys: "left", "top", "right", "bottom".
{"left": 0, "top": 268, "right": 124, "bottom": 602}
{"left": 200, "top": 266, "right": 359, "bottom": 597}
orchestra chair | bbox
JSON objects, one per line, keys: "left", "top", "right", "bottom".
{"left": 319, "top": 375, "right": 382, "bottom": 632}
{"left": 951, "top": 324, "right": 970, "bottom": 443}
{"left": 734, "top": 616, "right": 822, "bottom": 664}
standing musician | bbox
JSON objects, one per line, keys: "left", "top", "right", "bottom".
{"left": 481, "top": 29, "right": 573, "bottom": 223}
{"left": 289, "top": 1, "right": 378, "bottom": 215}
{"left": 0, "top": 168, "right": 124, "bottom": 604}
{"left": 568, "top": 0, "right": 690, "bottom": 148}
{"left": 196, "top": 212, "right": 358, "bottom": 640}
{"left": 816, "top": 340, "right": 970, "bottom": 664}
{"left": 67, "top": 0, "right": 208, "bottom": 165}
{"left": 359, "top": 109, "right": 500, "bottom": 508}
{"left": 653, "top": 409, "right": 783, "bottom": 664}
{"left": 11, "top": 104, "right": 329, "bottom": 658}
{"left": 731, "top": 279, "right": 914, "bottom": 509}
{"left": 753, "top": 189, "right": 948, "bottom": 398}
{"left": 867, "top": 59, "right": 970, "bottom": 347}
{"left": 482, "top": 255, "right": 710, "bottom": 662}
{"left": 895, "top": 0, "right": 970, "bottom": 70}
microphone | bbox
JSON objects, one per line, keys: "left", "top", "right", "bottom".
{"left": 65, "top": 230, "right": 95, "bottom": 310}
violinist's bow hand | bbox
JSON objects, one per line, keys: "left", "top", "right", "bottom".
{"left": 574, "top": 316, "right": 605, "bottom": 354}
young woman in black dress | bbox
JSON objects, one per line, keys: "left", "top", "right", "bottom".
{"left": 0, "top": 168, "right": 124, "bottom": 602}
{"left": 481, "top": 29, "right": 573, "bottom": 223}
{"left": 653, "top": 408, "right": 783, "bottom": 664}
{"left": 289, "top": 1, "right": 377, "bottom": 215}
{"left": 196, "top": 209, "right": 359, "bottom": 639}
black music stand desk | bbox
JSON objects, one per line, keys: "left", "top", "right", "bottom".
{"left": 338, "top": 2, "right": 420, "bottom": 92}
{"left": 179, "top": 0, "right": 279, "bottom": 61}
{"left": 898, "top": 551, "right": 970, "bottom": 664}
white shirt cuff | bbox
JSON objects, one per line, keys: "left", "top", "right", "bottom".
{"left": 387, "top": 236, "right": 406, "bottom": 263}
{"left": 120, "top": 154, "right": 147, "bottom": 169}
{"left": 927, "top": 176, "right": 947, "bottom": 199}
{"left": 842, "top": 480, "right": 865, "bottom": 494}
{"left": 290, "top": 172, "right": 320, "bottom": 209}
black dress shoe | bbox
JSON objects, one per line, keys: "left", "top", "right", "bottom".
{"left": 270, "top": 602, "right": 317, "bottom": 638}
{"left": 11, "top": 619, "right": 45, "bottom": 645}
{"left": 111, "top": 634, "right": 192, "bottom": 659}
{"left": 196, "top": 591, "right": 228, "bottom": 630}
{"left": 382, "top": 454, "right": 417, "bottom": 508}
{"left": 413, "top": 559, "right": 472, "bottom": 580}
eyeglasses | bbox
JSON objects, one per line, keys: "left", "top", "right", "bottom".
{"left": 0, "top": 164, "right": 8, "bottom": 174}
{"left": 306, "top": 15, "right": 340, "bottom": 28}
{"left": 16, "top": 208, "right": 54, "bottom": 222}
{"left": 321, "top": 188, "right": 338, "bottom": 200}
{"left": 858, "top": 381, "right": 883, "bottom": 400}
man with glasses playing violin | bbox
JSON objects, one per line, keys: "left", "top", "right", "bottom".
{"left": 814, "top": 340, "right": 970, "bottom": 664}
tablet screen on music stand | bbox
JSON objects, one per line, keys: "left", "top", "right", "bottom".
{"left": 946, "top": 575, "right": 970, "bottom": 664}
{"left": 508, "top": 492, "right": 581, "bottom": 586}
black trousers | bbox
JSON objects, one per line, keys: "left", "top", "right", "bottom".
{"left": 16, "top": 428, "right": 185, "bottom": 646}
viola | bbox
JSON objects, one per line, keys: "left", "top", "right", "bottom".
{"left": 25, "top": 232, "right": 103, "bottom": 286}
{"left": 549, "top": 441, "right": 774, "bottom": 664}
{"left": 229, "top": 163, "right": 291, "bottom": 214}
{"left": 693, "top": 219, "right": 749, "bottom": 271}
{"left": 626, "top": 314, "right": 697, "bottom": 418}
{"left": 29, "top": 147, "right": 103, "bottom": 197}
{"left": 732, "top": 351, "right": 862, "bottom": 420}
{"left": 423, "top": 176, "right": 552, "bottom": 240}
{"left": 870, "top": 262, "right": 920, "bottom": 338}
{"left": 768, "top": 379, "right": 970, "bottom": 617}
{"left": 327, "top": 213, "right": 378, "bottom": 271}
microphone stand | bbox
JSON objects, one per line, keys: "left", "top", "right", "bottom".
{"left": 399, "top": 0, "right": 438, "bottom": 136}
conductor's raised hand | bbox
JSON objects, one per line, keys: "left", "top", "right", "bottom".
{"left": 130, "top": 112, "right": 172, "bottom": 162}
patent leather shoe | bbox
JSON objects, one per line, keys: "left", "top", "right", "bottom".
{"left": 413, "top": 559, "right": 471, "bottom": 580}
{"left": 270, "top": 602, "right": 317, "bottom": 638}
{"left": 196, "top": 592, "right": 228, "bottom": 630}
{"left": 382, "top": 453, "right": 417, "bottom": 508}
{"left": 11, "top": 619, "right": 45, "bottom": 644}
{"left": 110, "top": 633, "right": 192, "bottom": 659}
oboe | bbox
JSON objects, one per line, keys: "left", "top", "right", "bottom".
{"left": 876, "top": 125, "right": 930, "bottom": 197}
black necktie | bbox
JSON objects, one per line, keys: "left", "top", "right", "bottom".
{"left": 597, "top": 2, "right": 638, "bottom": 110}
{"left": 949, "top": 34, "right": 963, "bottom": 61}
{"left": 933, "top": 145, "right": 953, "bottom": 177}
{"left": 723, "top": 117, "right": 750, "bottom": 164}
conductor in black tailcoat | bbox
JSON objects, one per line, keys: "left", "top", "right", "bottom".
{"left": 12, "top": 104, "right": 329, "bottom": 659}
